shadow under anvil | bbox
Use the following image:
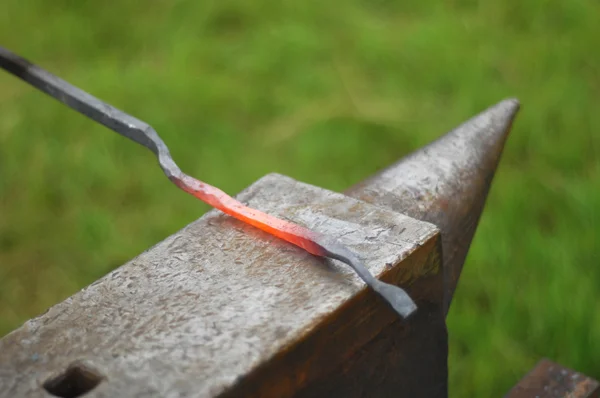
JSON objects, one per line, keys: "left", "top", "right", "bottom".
{"left": 345, "top": 98, "right": 520, "bottom": 316}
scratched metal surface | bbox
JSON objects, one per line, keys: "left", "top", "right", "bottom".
{"left": 0, "top": 173, "right": 440, "bottom": 398}
{"left": 346, "top": 98, "right": 520, "bottom": 314}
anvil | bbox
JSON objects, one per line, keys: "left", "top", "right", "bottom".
{"left": 0, "top": 45, "right": 520, "bottom": 397}
{"left": 1, "top": 173, "right": 443, "bottom": 397}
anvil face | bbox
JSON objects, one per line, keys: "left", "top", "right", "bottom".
{"left": 0, "top": 173, "right": 442, "bottom": 398}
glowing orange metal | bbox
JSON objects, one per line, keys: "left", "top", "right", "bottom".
{"left": 171, "top": 175, "right": 325, "bottom": 256}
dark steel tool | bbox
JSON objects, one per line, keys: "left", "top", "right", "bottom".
{"left": 0, "top": 45, "right": 417, "bottom": 318}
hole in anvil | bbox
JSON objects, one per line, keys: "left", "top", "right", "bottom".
{"left": 42, "top": 363, "right": 104, "bottom": 397}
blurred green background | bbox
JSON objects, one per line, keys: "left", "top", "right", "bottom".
{"left": 1, "top": 0, "right": 599, "bottom": 395}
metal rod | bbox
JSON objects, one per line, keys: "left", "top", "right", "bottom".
{"left": 0, "top": 45, "right": 417, "bottom": 319}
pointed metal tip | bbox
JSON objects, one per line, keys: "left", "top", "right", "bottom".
{"left": 501, "top": 97, "right": 521, "bottom": 109}
{"left": 489, "top": 97, "right": 520, "bottom": 132}
{"left": 434, "top": 97, "right": 520, "bottom": 156}
{"left": 345, "top": 98, "right": 521, "bottom": 315}
{"left": 495, "top": 98, "right": 520, "bottom": 126}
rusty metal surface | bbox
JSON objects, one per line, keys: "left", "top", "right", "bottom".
{"left": 0, "top": 174, "right": 441, "bottom": 398}
{"left": 345, "top": 98, "right": 520, "bottom": 314}
{"left": 505, "top": 358, "right": 600, "bottom": 398}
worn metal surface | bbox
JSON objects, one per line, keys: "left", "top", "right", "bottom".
{"left": 0, "top": 46, "right": 518, "bottom": 395}
{"left": 345, "top": 98, "right": 520, "bottom": 314}
{"left": 293, "top": 300, "right": 447, "bottom": 398}
{"left": 505, "top": 358, "right": 600, "bottom": 398}
{"left": 0, "top": 45, "right": 417, "bottom": 318}
{"left": 0, "top": 174, "right": 441, "bottom": 398}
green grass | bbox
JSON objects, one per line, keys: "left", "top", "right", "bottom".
{"left": 1, "top": 0, "right": 599, "bottom": 395}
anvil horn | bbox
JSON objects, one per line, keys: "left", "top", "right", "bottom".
{"left": 345, "top": 98, "right": 521, "bottom": 315}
